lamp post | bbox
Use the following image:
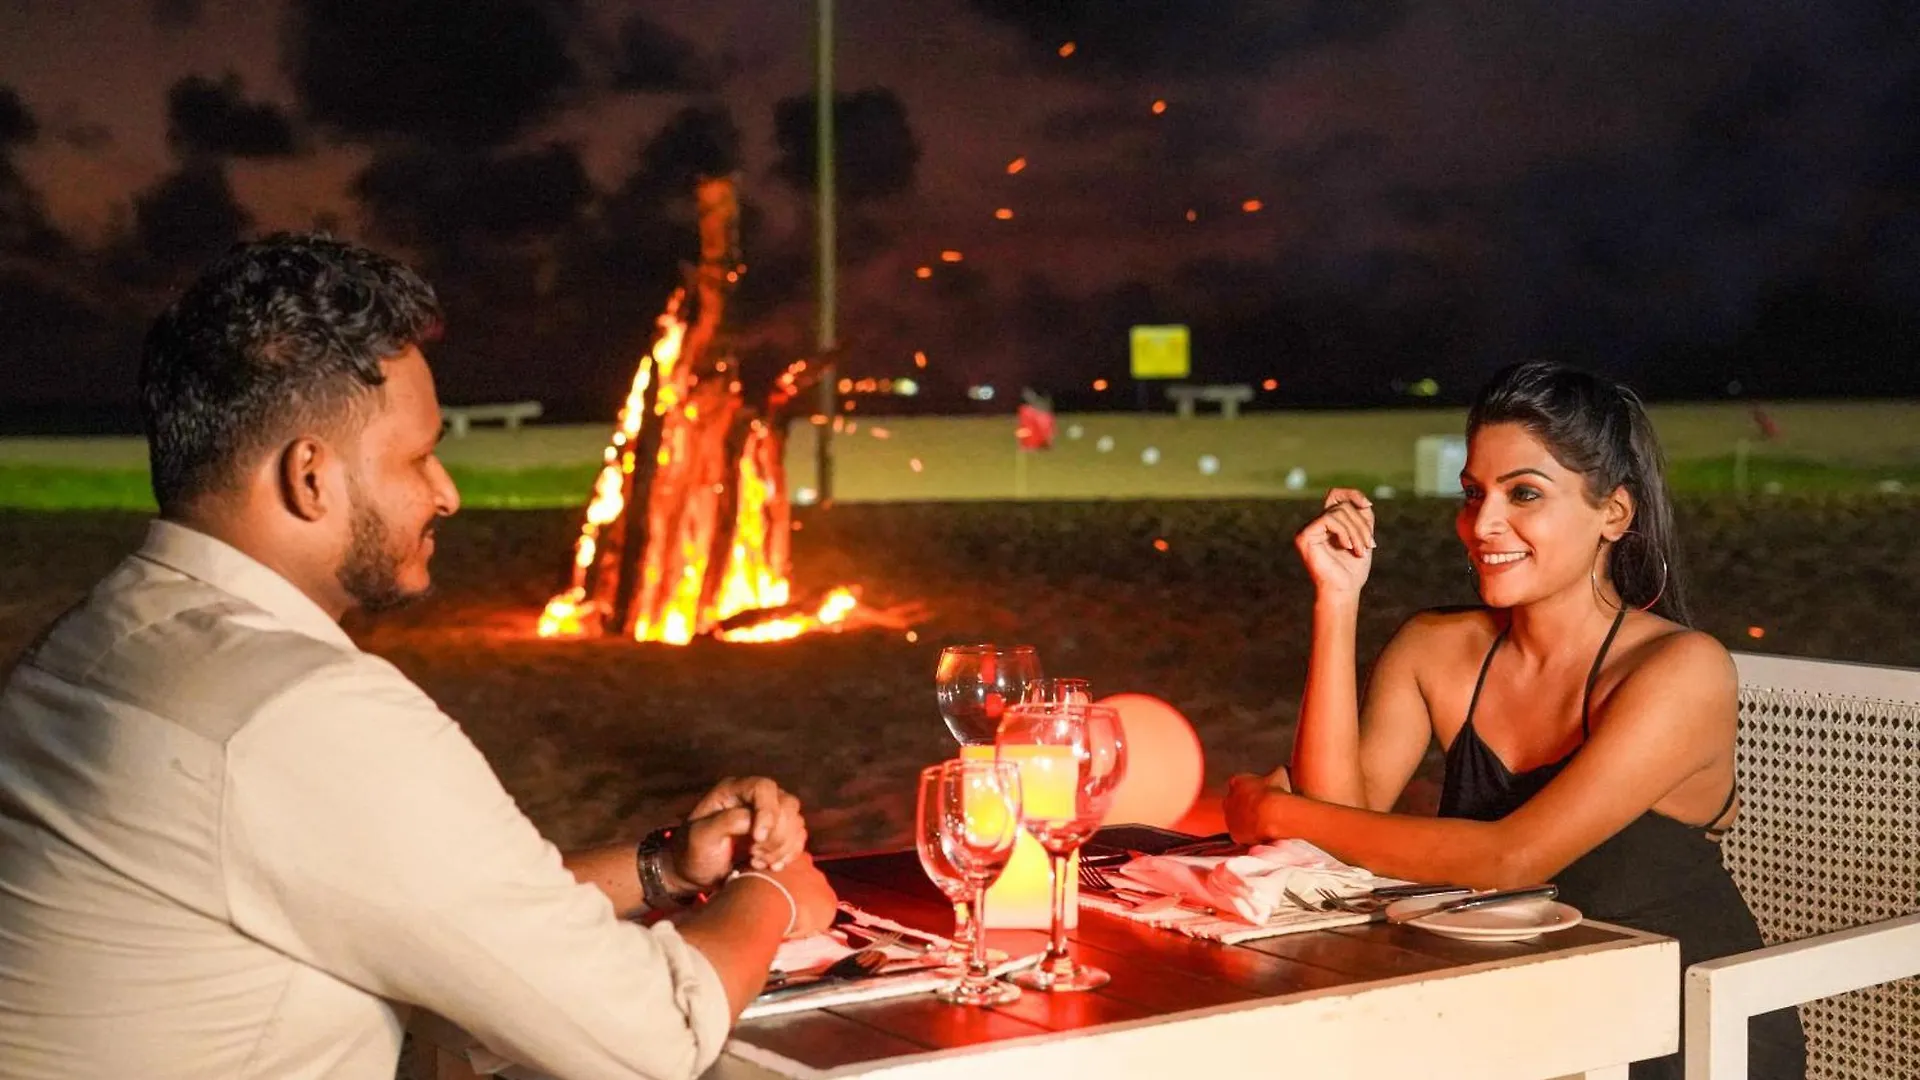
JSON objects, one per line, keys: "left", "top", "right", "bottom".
{"left": 813, "top": 0, "right": 838, "bottom": 505}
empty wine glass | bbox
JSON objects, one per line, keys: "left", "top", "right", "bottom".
{"left": 935, "top": 645, "right": 1043, "bottom": 746}
{"left": 930, "top": 758, "right": 1024, "bottom": 1006}
{"left": 1022, "top": 677, "right": 1092, "bottom": 706}
{"left": 916, "top": 763, "right": 978, "bottom": 967}
{"left": 995, "top": 700, "right": 1128, "bottom": 992}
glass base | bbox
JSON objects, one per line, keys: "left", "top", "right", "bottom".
{"left": 1009, "top": 962, "right": 1110, "bottom": 992}
{"left": 936, "top": 975, "right": 1022, "bottom": 1006}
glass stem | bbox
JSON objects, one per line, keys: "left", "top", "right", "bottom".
{"left": 1046, "top": 851, "right": 1072, "bottom": 966}
{"left": 952, "top": 897, "right": 973, "bottom": 943}
{"left": 967, "top": 884, "right": 992, "bottom": 981}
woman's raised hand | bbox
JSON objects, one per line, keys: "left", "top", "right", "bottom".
{"left": 1295, "top": 488, "right": 1377, "bottom": 599}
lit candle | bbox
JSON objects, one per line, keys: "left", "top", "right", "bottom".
{"left": 962, "top": 744, "right": 1078, "bottom": 929}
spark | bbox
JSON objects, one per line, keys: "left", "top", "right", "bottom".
{"left": 1242, "top": 199, "right": 1264, "bottom": 213}
{"left": 1006, "top": 156, "right": 1027, "bottom": 175}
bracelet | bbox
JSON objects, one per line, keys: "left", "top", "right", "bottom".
{"left": 729, "top": 870, "right": 798, "bottom": 937}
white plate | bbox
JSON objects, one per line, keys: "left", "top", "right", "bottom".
{"left": 1408, "top": 899, "right": 1583, "bottom": 941}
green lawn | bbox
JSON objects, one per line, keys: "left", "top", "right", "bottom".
{"left": 3, "top": 402, "right": 1915, "bottom": 509}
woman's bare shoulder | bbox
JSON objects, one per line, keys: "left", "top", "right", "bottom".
{"left": 1383, "top": 606, "right": 1501, "bottom": 667}
{"left": 1609, "top": 617, "right": 1738, "bottom": 708}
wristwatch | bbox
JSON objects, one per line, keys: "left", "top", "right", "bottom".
{"left": 636, "top": 826, "right": 701, "bottom": 911}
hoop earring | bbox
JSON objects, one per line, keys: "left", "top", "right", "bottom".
{"left": 1591, "top": 532, "right": 1668, "bottom": 613}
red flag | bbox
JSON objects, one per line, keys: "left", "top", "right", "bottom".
{"left": 1015, "top": 402, "right": 1056, "bottom": 450}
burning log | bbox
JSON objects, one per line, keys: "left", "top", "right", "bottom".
{"left": 537, "top": 177, "right": 853, "bottom": 644}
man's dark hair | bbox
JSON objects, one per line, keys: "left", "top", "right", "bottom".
{"left": 139, "top": 232, "right": 442, "bottom": 513}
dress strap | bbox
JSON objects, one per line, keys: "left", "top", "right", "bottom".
{"left": 1463, "top": 620, "right": 1510, "bottom": 731}
{"left": 1702, "top": 777, "right": 1740, "bottom": 837}
{"left": 1580, "top": 607, "right": 1629, "bottom": 737}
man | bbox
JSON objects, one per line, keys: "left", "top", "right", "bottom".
{"left": 0, "top": 233, "right": 836, "bottom": 1079}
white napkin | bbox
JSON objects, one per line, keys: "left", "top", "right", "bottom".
{"left": 1117, "top": 839, "right": 1388, "bottom": 924}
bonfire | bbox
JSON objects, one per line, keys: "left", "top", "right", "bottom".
{"left": 535, "top": 177, "right": 890, "bottom": 644}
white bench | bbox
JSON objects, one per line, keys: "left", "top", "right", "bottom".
{"left": 441, "top": 401, "right": 543, "bottom": 438}
{"left": 1165, "top": 384, "right": 1253, "bottom": 420}
{"left": 1686, "top": 652, "right": 1920, "bottom": 1079}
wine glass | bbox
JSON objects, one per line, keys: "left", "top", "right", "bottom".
{"left": 931, "top": 758, "right": 1024, "bottom": 1006}
{"left": 916, "top": 763, "right": 978, "bottom": 967}
{"left": 935, "top": 645, "right": 1043, "bottom": 746}
{"left": 1022, "top": 677, "right": 1092, "bottom": 706}
{"left": 995, "top": 701, "right": 1128, "bottom": 992}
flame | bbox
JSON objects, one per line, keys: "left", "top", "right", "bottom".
{"left": 718, "top": 588, "right": 858, "bottom": 644}
{"left": 537, "top": 294, "right": 688, "bottom": 639}
{"left": 537, "top": 288, "right": 881, "bottom": 646}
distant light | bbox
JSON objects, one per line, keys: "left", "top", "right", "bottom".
{"left": 1198, "top": 454, "right": 1220, "bottom": 475}
{"left": 914, "top": 266, "right": 932, "bottom": 279}
{"left": 1141, "top": 446, "right": 1161, "bottom": 466}
{"left": 1058, "top": 41, "right": 1076, "bottom": 57}
{"left": 906, "top": 630, "right": 919, "bottom": 643}
{"left": 844, "top": 399, "right": 858, "bottom": 411}
{"left": 837, "top": 377, "right": 853, "bottom": 393}
{"left": 967, "top": 385, "right": 996, "bottom": 402}
{"left": 1241, "top": 199, "right": 1264, "bottom": 213}
{"left": 1096, "top": 435, "right": 1115, "bottom": 453}
{"left": 894, "top": 377, "right": 919, "bottom": 397}
{"left": 1007, "top": 156, "right": 1027, "bottom": 175}
{"left": 1408, "top": 377, "right": 1440, "bottom": 398}
{"left": 995, "top": 207, "right": 1015, "bottom": 220}
{"left": 910, "top": 458, "right": 924, "bottom": 472}
{"left": 1152, "top": 538, "right": 1170, "bottom": 552}
{"left": 913, "top": 350, "right": 929, "bottom": 368}
{"left": 1151, "top": 99, "right": 1167, "bottom": 115}
{"left": 1748, "top": 626, "right": 1766, "bottom": 639}
{"left": 1092, "top": 378, "right": 1109, "bottom": 391}
{"left": 794, "top": 486, "right": 819, "bottom": 505}
{"left": 1185, "top": 209, "right": 1198, "bottom": 222}
{"left": 1262, "top": 378, "right": 1278, "bottom": 391}
{"left": 870, "top": 426, "right": 891, "bottom": 439}
{"left": 940, "top": 250, "right": 964, "bottom": 263}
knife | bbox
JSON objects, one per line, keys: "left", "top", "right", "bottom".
{"left": 1385, "top": 884, "right": 1558, "bottom": 925}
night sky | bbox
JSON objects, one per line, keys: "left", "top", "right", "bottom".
{"left": 2, "top": 0, "right": 1916, "bottom": 426}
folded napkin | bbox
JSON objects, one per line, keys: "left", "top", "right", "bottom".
{"left": 1117, "top": 838, "right": 1391, "bottom": 924}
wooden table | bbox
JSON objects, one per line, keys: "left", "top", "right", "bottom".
{"left": 411, "top": 849, "right": 1679, "bottom": 1080}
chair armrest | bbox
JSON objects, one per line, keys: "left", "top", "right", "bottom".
{"left": 1684, "top": 912, "right": 1920, "bottom": 1080}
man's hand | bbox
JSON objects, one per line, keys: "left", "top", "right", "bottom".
{"left": 1224, "top": 770, "right": 1294, "bottom": 846}
{"left": 669, "top": 776, "right": 807, "bottom": 893}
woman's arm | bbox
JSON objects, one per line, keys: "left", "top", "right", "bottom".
{"left": 1235, "top": 631, "right": 1736, "bottom": 888}
{"left": 1291, "top": 606, "right": 1438, "bottom": 811}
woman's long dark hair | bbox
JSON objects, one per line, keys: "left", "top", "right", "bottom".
{"left": 1466, "top": 361, "right": 1690, "bottom": 625}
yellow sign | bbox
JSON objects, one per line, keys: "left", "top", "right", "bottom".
{"left": 1130, "top": 324, "right": 1191, "bottom": 380}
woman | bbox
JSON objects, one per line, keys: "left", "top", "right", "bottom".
{"left": 1224, "top": 361, "right": 1804, "bottom": 1079}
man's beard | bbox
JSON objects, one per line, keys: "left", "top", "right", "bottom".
{"left": 337, "top": 485, "right": 432, "bottom": 614}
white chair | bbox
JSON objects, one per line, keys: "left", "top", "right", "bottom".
{"left": 1686, "top": 652, "right": 1920, "bottom": 1080}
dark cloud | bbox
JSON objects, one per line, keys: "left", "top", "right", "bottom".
{"left": 288, "top": 0, "right": 579, "bottom": 147}
{"left": 354, "top": 143, "right": 592, "bottom": 251}
{"left": 152, "top": 0, "right": 202, "bottom": 29}
{"left": 0, "top": 85, "right": 37, "bottom": 148}
{"left": 167, "top": 73, "right": 298, "bottom": 159}
{"left": 967, "top": 0, "right": 1410, "bottom": 77}
{"left": 631, "top": 105, "right": 741, "bottom": 194}
{"left": 773, "top": 87, "right": 919, "bottom": 202}
{"left": 611, "top": 14, "right": 719, "bottom": 94}
{"left": 132, "top": 162, "right": 251, "bottom": 270}
{"left": 1, "top": 157, "right": 65, "bottom": 256}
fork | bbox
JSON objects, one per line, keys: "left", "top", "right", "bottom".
{"left": 758, "top": 947, "right": 893, "bottom": 999}
{"left": 1078, "top": 862, "right": 1120, "bottom": 893}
